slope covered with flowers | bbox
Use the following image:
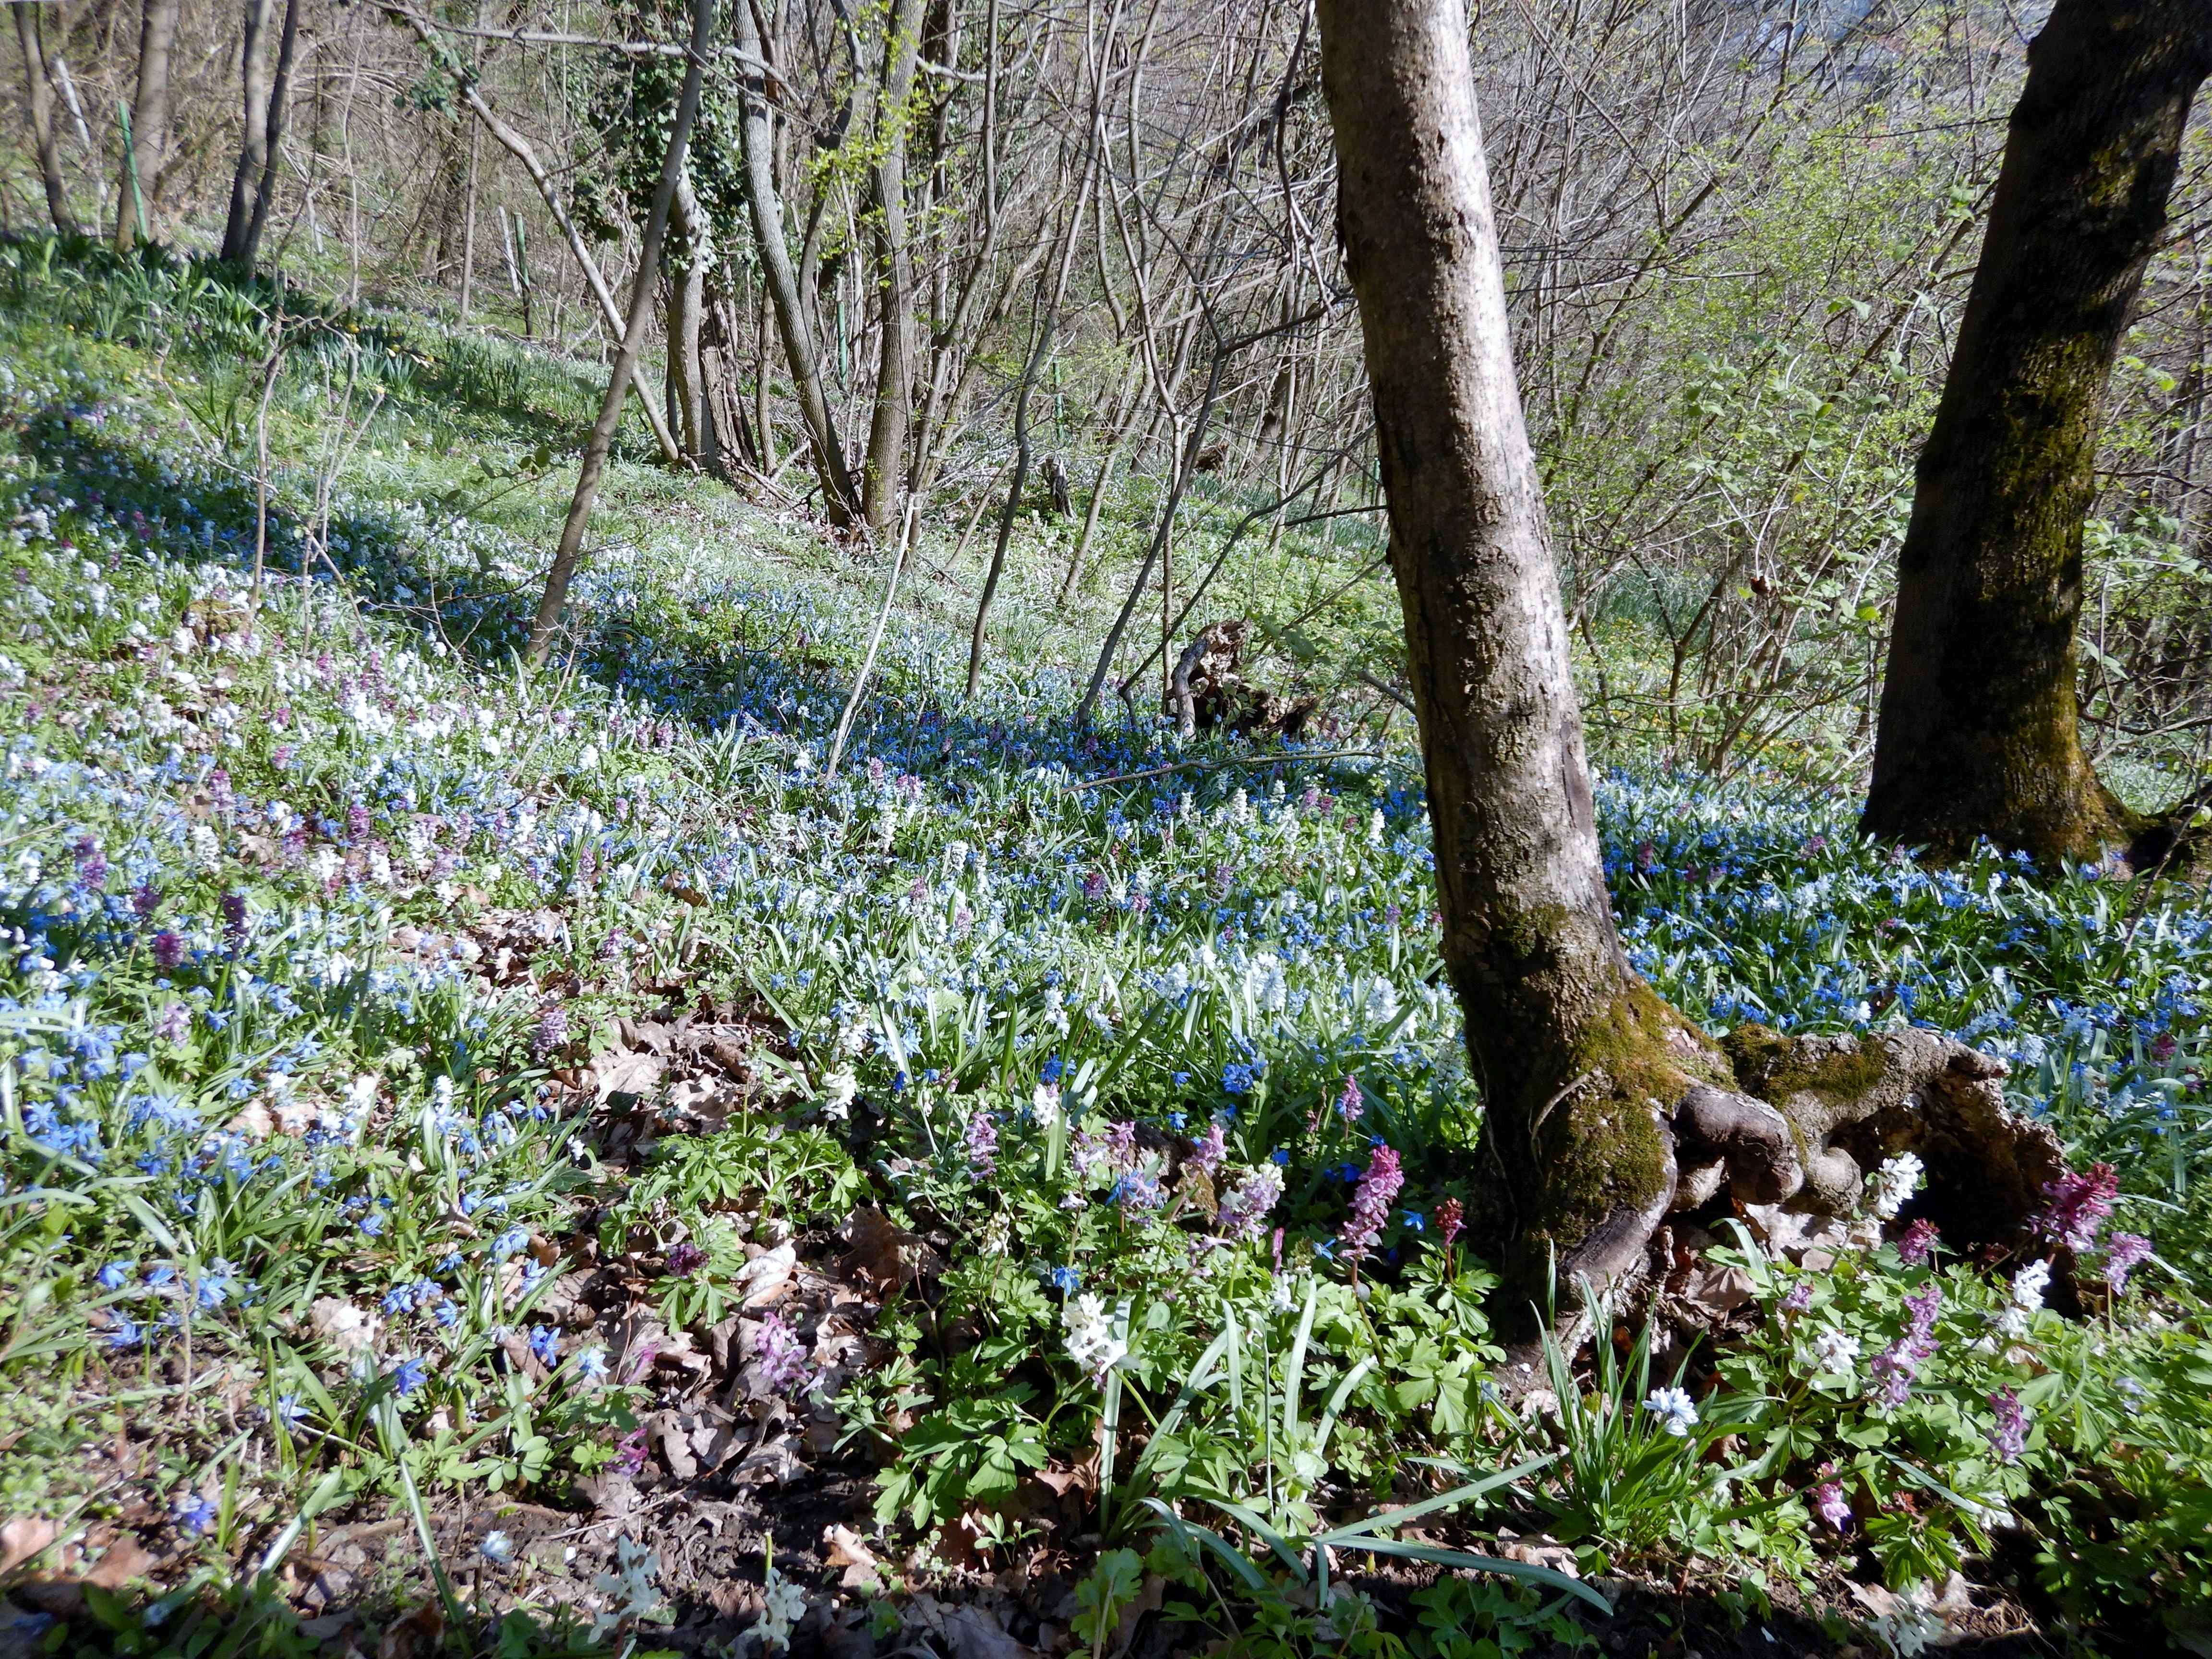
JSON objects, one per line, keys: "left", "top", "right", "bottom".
{"left": 0, "top": 255, "right": 2207, "bottom": 1656}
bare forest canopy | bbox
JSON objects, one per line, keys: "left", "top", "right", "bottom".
{"left": 11, "top": 0, "right": 2212, "bottom": 781}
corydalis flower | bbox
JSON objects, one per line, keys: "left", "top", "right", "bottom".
{"left": 1995, "top": 1258, "right": 2051, "bottom": 1339}
{"left": 1062, "top": 1293, "right": 1126, "bottom": 1377}
{"left": 1337, "top": 1075, "right": 1364, "bottom": 1124}
{"left": 2103, "top": 1232, "right": 2152, "bottom": 1294}
{"left": 1435, "top": 1197, "right": 1465, "bottom": 1253}
{"left": 1811, "top": 1480, "right": 1851, "bottom": 1531}
{"left": 532, "top": 1004, "right": 569, "bottom": 1059}
{"left": 1189, "top": 1120, "right": 1226, "bottom": 1176}
{"left": 1986, "top": 1387, "right": 2031, "bottom": 1463}
{"left": 965, "top": 1109, "right": 998, "bottom": 1177}
{"left": 2037, "top": 1162, "right": 2119, "bottom": 1252}
{"left": 1870, "top": 1282, "right": 1941, "bottom": 1408}
{"left": 1338, "top": 1145, "right": 1404, "bottom": 1262}
{"left": 663, "top": 1241, "right": 707, "bottom": 1277}
{"left": 1864, "top": 1152, "right": 1923, "bottom": 1222}
{"left": 1216, "top": 1164, "right": 1283, "bottom": 1241}
{"left": 749, "top": 1310, "right": 809, "bottom": 1392}
{"left": 1896, "top": 1216, "right": 1939, "bottom": 1266}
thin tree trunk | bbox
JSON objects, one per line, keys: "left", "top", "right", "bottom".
{"left": 1318, "top": 0, "right": 1724, "bottom": 1315}
{"left": 14, "top": 5, "right": 75, "bottom": 236}
{"left": 117, "top": 0, "right": 180, "bottom": 252}
{"left": 1863, "top": 0, "right": 2212, "bottom": 864}
{"left": 240, "top": 0, "right": 300, "bottom": 266}
{"left": 383, "top": 0, "right": 684, "bottom": 467}
{"left": 526, "top": 0, "right": 715, "bottom": 665}
{"left": 733, "top": 0, "right": 861, "bottom": 526}
{"left": 220, "top": 0, "right": 276, "bottom": 263}
{"left": 863, "top": 0, "right": 926, "bottom": 533}
{"left": 669, "top": 175, "right": 713, "bottom": 468}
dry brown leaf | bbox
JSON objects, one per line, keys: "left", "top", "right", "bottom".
{"left": 0, "top": 1516, "right": 58, "bottom": 1575}
{"left": 81, "top": 1535, "right": 155, "bottom": 1589}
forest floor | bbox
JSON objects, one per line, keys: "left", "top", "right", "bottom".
{"left": 0, "top": 249, "right": 2203, "bottom": 1659}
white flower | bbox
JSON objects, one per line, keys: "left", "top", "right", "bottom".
{"left": 753, "top": 1564, "right": 808, "bottom": 1651}
{"left": 817, "top": 1070, "right": 859, "bottom": 1117}
{"left": 1809, "top": 1327, "right": 1861, "bottom": 1376}
{"left": 1994, "top": 1258, "right": 2051, "bottom": 1339}
{"left": 1643, "top": 1386, "right": 1699, "bottom": 1437}
{"left": 589, "top": 1535, "right": 671, "bottom": 1637}
{"left": 1032, "top": 1080, "right": 1063, "bottom": 1125}
{"left": 1865, "top": 1152, "right": 1924, "bottom": 1221}
{"left": 1368, "top": 810, "right": 1385, "bottom": 845}
{"left": 1062, "top": 1293, "right": 1128, "bottom": 1377}
{"left": 480, "top": 1530, "right": 515, "bottom": 1564}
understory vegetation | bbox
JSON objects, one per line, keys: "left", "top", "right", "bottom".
{"left": 0, "top": 248, "right": 2207, "bottom": 1659}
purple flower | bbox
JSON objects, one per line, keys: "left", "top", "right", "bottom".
{"left": 1436, "top": 1197, "right": 1465, "bottom": 1250}
{"left": 1189, "top": 1120, "right": 1226, "bottom": 1176}
{"left": 2036, "top": 1163, "right": 2119, "bottom": 1253}
{"left": 220, "top": 891, "right": 247, "bottom": 943}
{"left": 749, "top": 1310, "right": 810, "bottom": 1392}
{"left": 2103, "top": 1232, "right": 2153, "bottom": 1294}
{"left": 152, "top": 930, "right": 185, "bottom": 971}
{"left": 532, "top": 1004, "right": 570, "bottom": 1059}
{"left": 663, "top": 1241, "right": 707, "bottom": 1277}
{"left": 965, "top": 1109, "right": 998, "bottom": 1177}
{"left": 1336, "top": 1075, "right": 1364, "bottom": 1124}
{"left": 1338, "top": 1145, "right": 1405, "bottom": 1262}
{"left": 1896, "top": 1217, "right": 1939, "bottom": 1265}
{"left": 1779, "top": 1279, "right": 1813, "bottom": 1313}
{"left": 1986, "top": 1387, "right": 2031, "bottom": 1464}
{"left": 347, "top": 803, "right": 372, "bottom": 841}
{"left": 1811, "top": 1481, "right": 1851, "bottom": 1531}
{"left": 1217, "top": 1165, "right": 1284, "bottom": 1241}
{"left": 131, "top": 882, "right": 161, "bottom": 919}
{"left": 613, "top": 1427, "right": 649, "bottom": 1475}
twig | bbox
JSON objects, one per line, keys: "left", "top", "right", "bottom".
{"left": 1070, "top": 748, "right": 1382, "bottom": 791}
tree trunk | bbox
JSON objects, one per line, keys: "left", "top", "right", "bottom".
{"left": 526, "top": 0, "right": 715, "bottom": 666}
{"left": 240, "top": 0, "right": 301, "bottom": 267}
{"left": 1862, "top": 0, "right": 2212, "bottom": 865}
{"left": 378, "top": 0, "right": 685, "bottom": 467}
{"left": 669, "top": 174, "right": 714, "bottom": 469}
{"left": 863, "top": 0, "right": 926, "bottom": 535}
{"left": 14, "top": 2, "right": 77, "bottom": 237}
{"left": 732, "top": 0, "right": 861, "bottom": 527}
{"left": 219, "top": 0, "right": 276, "bottom": 264}
{"left": 1317, "top": 0, "right": 1723, "bottom": 1316}
{"left": 116, "top": 0, "right": 180, "bottom": 252}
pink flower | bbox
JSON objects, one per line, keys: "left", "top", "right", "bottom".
{"left": 2103, "top": 1232, "right": 2153, "bottom": 1294}
{"left": 965, "top": 1110, "right": 998, "bottom": 1177}
{"left": 1896, "top": 1217, "right": 1939, "bottom": 1265}
{"left": 749, "top": 1310, "right": 810, "bottom": 1392}
{"left": 1811, "top": 1481, "right": 1851, "bottom": 1531}
{"left": 1780, "top": 1280, "right": 1814, "bottom": 1314}
{"left": 2036, "top": 1162, "right": 2119, "bottom": 1252}
{"left": 1338, "top": 1145, "right": 1404, "bottom": 1262}
{"left": 1337, "top": 1075, "right": 1364, "bottom": 1124}
{"left": 1189, "top": 1120, "right": 1226, "bottom": 1176}
{"left": 1987, "top": 1387, "right": 2031, "bottom": 1463}
{"left": 1435, "top": 1197, "right": 1465, "bottom": 1250}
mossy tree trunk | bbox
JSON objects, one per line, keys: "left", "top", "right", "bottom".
{"left": 1316, "top": 0, "right": 1729, "bottom": 1324}
{"left": 1863, "top": 0, "right": 2211, "bottom": 866}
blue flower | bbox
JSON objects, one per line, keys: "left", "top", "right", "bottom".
{"left": 1048, "top": 1265, "right": 1081, "bottom": 1293}
{"left": 1402, "top": 1210, "right": 1425, "bottom": 1231}
{"left": 172, "top": 1493, "right": 218, "bottom": 1536}
{"left": 528, "top": 1325, "right": 560, "bottom": 1365}
{"left": 97, "top": 1260, "right": 135, "bottom": 1290}
{"left": 389, "top": 1355, "right": 430, "bottom": 1397}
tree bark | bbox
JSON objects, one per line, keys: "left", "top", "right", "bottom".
{"left": 240, "top": 0, "right": 301, "bottom": 265}
{"left": 219, "top": 0, "right": 276, "bottom": 264}
{"left": 1318, "top": 0, "right": 1724, "bottom": 1317}
{"left": 863, "top": 0, "right": 926, "bottom": 534}
{"left": 732, "top": 0, "right": 862, "bottom": 527}
{"left": 117, "top": 0, "right": 180, "bottom": 252}
{"left": 14, "top": 4, "right": 75, "bottom": 237}
{"left": 526, "top": 0, "right": 714, "bottom": 666}
{"left": 1862, "top": 0, "right": 2212, "bottom": 865}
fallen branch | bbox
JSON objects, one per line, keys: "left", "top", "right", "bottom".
{"left": 1070, "top": 748, "right": 1383, "bottom": 791}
